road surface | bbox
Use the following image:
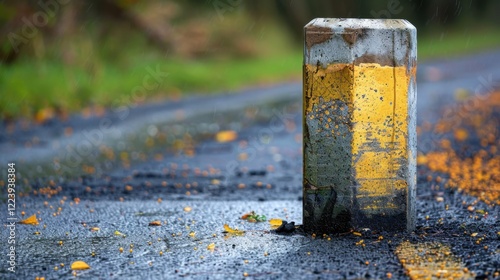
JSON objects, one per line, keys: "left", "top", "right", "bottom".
{"left": 1, "top": 50, "right": 500, "bottom": 279}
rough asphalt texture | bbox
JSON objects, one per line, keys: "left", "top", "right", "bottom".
{"left": 1, "top": 50, "right": 500, "bottom": 279}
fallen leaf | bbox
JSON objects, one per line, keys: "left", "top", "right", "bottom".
{"left": 416, "top": 154, "right": 428, "bottom": 165}
{"left": 207, "top": 243, "right": 215, "bottom": 251}
{"left": 215, "top": 130, "right": 238, "bottom": 143}
{"left": 90, "top": 227, "right": 100, "bottom": 232}
{"left": 114, "top": 230, "right": 126, "bottom": 237}
{"left": 454, "top": 88, "right": 470, "bottom": 101}
{"left": 453, "top": 128, "right": 469, "bottom": 142}
{"left": 149, "top": 221, "right": 161, "bottom": 226}
{"left": 19, "top": 214, "right": 39, "bottom": 225}
{"left": 223, "top": 224, "right": 245, "bottom": 235}
{"left": 269, "top": 219, "right": 283, "bottom": 226}
{"left": 184, "top": 206, "right": 192, "bottom": 212}
{"left": 241, "top": 212, "right": 252, "bottom": 220}
{"left": 71, "top": 260, "right": 90, "bottom": 270}
{"left": 35, "top": 107, "right": 55, "bottom": 124}
{"left": 240, "top": 211, "right": 266, "bottom": 222}
{"left": 238, "top": 153, "right": 248, "bottom": 161}
{"left": 210, "top": 179, "right": 220, "bottom": 185}
{"left": 471, "top": 233, "right": 478, "bottom": 237}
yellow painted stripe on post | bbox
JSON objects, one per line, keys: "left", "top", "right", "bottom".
{"left": 304, "top": 63, "right": 412, "bottom": 205}
{"left": 303, "top": 18, "right": 417, "bottom": 233}
{"left": 395, "top": 241, "right": 474, "bottom": 279}
{"left": 352, "top": 64, "right": 412, "bottom": 212}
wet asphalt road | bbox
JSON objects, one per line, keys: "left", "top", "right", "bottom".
{"left": 1, "top": 50, "right": 500, "bottom": 279}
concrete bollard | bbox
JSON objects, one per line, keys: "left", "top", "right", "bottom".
{"left": 303, "top": 18, "right": 416, "bottom": 233}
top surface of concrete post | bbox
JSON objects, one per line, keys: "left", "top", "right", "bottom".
{"left": 303, "top": 18, "right": 416, "bottom": 233}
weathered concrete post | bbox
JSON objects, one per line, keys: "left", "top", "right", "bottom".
{"left": 303, "top": 18, "right": 416, "bottom": 233}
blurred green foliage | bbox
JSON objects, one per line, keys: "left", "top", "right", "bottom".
{"left": 0, "top": 0, "right": 499, "bottom": 120}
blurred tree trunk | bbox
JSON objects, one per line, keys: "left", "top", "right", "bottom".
{"left": 56, "top": 1, "right": 79, "bottom": 65}
{"left": 0, "top": 3, "right": 36, "bottom": 63}
{"left": 94, "top": 0, "right": 173, "bottom": 51}
{"left": 248, "top": 0, "right": 358, "bottom": 43}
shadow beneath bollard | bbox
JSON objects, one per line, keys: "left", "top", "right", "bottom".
{"left": 267, "top": 227, "right": 407, "bottom": 279}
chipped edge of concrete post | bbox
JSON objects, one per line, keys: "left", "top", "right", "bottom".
{"left": 303, "top": 18, "right": 416, "bottom": 233}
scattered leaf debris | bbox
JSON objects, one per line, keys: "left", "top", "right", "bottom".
{"left": 418, "top": 91, "right": 500, "bottom": 205}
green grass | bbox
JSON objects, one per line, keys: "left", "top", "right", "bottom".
{"left": 1, "top": 25, "right": 499, "bottom": 120}
{"left": 0, "top": 51, "right": 303, "bottom": 119}
{"left": 418, "top": 26, "right": 500, "bottom": 59}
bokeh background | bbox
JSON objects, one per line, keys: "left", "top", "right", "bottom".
{"left": 1, "top": 0, "right": 500, "bottom": 121}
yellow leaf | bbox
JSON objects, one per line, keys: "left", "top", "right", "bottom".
{"left": 19, "top": 214, "right": 39, "bottom": 225}
{"left": 416, "top": 154, "right": 427, "bottom": 165}
{"left": 207, "top": 243, "right": 215, "bottom": 251}
{"left": 471, "top": 233, "right": 478, "bottom": 237}
{"left": 223, "top": 224, "right": 245, "bottom": 234}
{"left": 269, "top": 219, "right": 283, "bottom": 226}
{"left": 184, "top": 206, "right": 192, "bottom": 212}
{"left": 114, "top": 230, "right": 126, "bottom": 237}
{"left": 71, "top": 260, "right": 90, "bottom": 270}
{"left": 35, "top": 107, "right": 55, "bottom": 124}
{"left": 211, "top": 179, "right": 221, "bottom": 185}
{"left": 454, "top": 128, "right": 469, "bottom": 142}
{"left": 215, "top": 130, "right": 238, "bottom": 143}
{"left": 238, "top": 153, "right": 248, "bottom": 161}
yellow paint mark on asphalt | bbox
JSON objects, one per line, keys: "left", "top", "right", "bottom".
{"left": 395, "top": 241, "right": 474, "bottom": 279}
